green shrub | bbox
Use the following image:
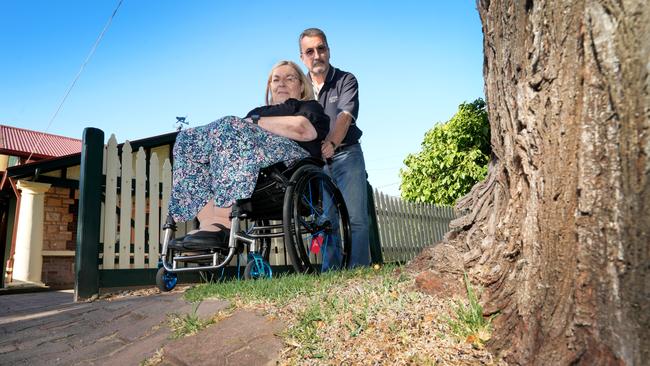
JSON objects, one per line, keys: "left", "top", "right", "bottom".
{"left": 400, "top": 98, "right": 490, "bottom": 205}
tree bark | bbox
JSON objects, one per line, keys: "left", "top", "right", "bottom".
{"left": 413, "top": 1, "right": 650, "bottom": 364}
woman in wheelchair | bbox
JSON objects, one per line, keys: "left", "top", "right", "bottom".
{"left": 158, "top": 60, "right": 351, "bottom": 291}
{"left": 168, "top": 60, "right": 328, "bottom": 248}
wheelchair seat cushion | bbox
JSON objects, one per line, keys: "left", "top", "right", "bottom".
{"left": 168, "top": 229, "right": 230, "bottom": 251}
{"left": 251, "top": 157, "right": 326, "bottom": 196}
{"left": 236, "top": 157, "right": 327, "bottom": 219}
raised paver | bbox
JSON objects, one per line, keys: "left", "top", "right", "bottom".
{"left": 194, "top": 299, "right": 230, "bottom": 319}
{"left": 162, "top": 310, "right": 285, "bottom": 366}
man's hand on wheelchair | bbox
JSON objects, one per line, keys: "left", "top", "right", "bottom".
{"left": 321, "top": 140, "right": 336, "bottom": 159}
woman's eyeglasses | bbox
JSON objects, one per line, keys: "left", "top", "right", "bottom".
{"left": 271, "top": 75, "right": 300, "bottom": 85}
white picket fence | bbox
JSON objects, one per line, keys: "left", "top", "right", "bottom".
{"left": 99, "top": 135, "right": 292, "bottom": 269}
{"left": 373, "top": 190, "right": 455, "bottom": 263}
{"left": 98, "top": 135, "right": 454, "bottom": 269}
{"left": 100, "top": 135, "right": 172, "bottom": 269}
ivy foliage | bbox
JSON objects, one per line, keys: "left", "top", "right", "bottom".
{"left": 400, "top": 98, "right": 490, "bottom": 205}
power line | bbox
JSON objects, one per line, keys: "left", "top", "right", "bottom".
{"left": 27, "top": 0, "right": 124, "bottom": 162}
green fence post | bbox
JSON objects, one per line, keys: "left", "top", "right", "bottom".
{"left": 1, "top": 197, "right": 17, "bottom": 288}
{"left": 367, "top": 182, "right": 383, "bottom": 264}
{"left": 75, "top": 127, "right": 104, "bottom": 301}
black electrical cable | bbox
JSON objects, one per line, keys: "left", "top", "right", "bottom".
{"left": 27, "top": 0, "right": 124, "bottom": 162}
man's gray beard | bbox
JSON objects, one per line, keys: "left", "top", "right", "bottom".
{"left": 312, "top": 64, "right": 327, "bottom": 75}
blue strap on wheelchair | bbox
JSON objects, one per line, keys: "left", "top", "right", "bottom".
{"left": 237, "top": 252, "right": 242, "bottom": 280}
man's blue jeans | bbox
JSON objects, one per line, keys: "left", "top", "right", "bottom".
{"left": 324, "top": 143, "right": 370, "bottom": 268}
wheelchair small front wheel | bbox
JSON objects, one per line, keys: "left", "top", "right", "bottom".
{"left": 244, "top": 259, "right": 272, "bottom": 280}
{"left": 156, "top": 267, "right": 178, "bottom": 292}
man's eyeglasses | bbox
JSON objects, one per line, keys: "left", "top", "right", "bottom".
{"left": 301, "top": 45, "right": 328, "bottom": 58}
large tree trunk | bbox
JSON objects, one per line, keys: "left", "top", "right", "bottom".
{"left": 413, "top": 1, "right": 649, "bottom": 364}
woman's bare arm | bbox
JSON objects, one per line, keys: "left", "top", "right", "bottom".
{"left": 255, "top": 115, "right": 317, "bottom": 141}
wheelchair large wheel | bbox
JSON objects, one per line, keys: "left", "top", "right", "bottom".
{"left": 283, "top": 167, "right": 351, "bottom": 273}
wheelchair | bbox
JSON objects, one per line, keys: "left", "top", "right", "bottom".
{"left": 156, "top": 157, "right": 351, "bottom": 292}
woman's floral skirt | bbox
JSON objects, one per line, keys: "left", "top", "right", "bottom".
{"left": 168, "top": 116, "right": 308, "bottom": 222}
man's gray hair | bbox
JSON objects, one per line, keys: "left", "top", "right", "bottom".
{"left": 299, "top": 28, "right": 329, "bottom": 51}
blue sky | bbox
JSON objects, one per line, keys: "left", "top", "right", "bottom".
{"left": 1, "top": 0, "right": 484, "bottom": 197}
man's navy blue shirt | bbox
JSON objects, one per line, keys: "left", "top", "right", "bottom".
{"left": 309, "top": 66, "right": 363, "bottom": 145}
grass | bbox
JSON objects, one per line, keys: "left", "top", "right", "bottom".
{"left": 444, "top": 272, "right": 495, "bottom": 348}
{"left": 139, "top": 348, "right": 164, "bottom": 366}
{"left": 184, "top": 264, "right": 394, "bottom": 305}
{"left": 184, "top": 265, "right": 410, "bottom": 360}
{"left": 169, "top": 265, "right": 502, "bottom": 365}
{"left": 168, "top": 302, "right": 215, "bottom": 339}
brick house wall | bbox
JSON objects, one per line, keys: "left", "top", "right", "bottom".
{"left": 41, "top": 257, "right": 75, "bottom": 287}
{"left": 41, "top": 187, "right": 79, "bottom": 288}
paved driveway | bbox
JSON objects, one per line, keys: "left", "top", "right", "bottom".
{"left": 0, "top": 290, "right": 193, "bottom": 365}
{"left": 0, "top": 289, "right": 283, "bottom": 365}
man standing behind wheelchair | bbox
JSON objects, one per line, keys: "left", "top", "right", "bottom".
{"left": 167, "top": 60, "right": 329, "bottom": 248}
{"left": 299, "top": 28, "right": 371, "bottom": 268}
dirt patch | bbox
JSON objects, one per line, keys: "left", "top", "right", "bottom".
{"left": 99, "top": 285, "right": 191, "bottom": 301}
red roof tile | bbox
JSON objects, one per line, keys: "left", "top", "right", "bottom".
{"left": 0, "top": 125, "right": 82, "bottom": 158}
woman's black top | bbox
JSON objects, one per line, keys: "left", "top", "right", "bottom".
{"left": 245, "top": 99, "right": 329, "bottom": 158}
